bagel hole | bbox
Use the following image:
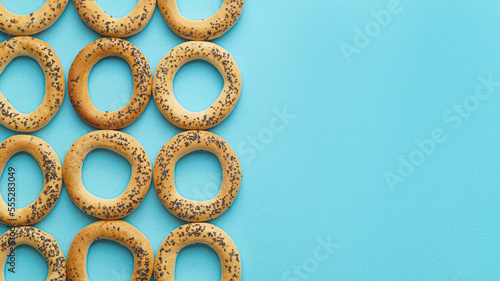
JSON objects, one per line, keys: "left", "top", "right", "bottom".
{"left": 4, "top": 244, "right": 48, "bottom": 280}
{"left": 174, "top": 60, "right": 223, "bottom": 113}
{"left": 177, "top": 0, "right": 223, "bottom": 20}
{"left": 175, "top": 244, "right": 221, "bottom": 280}
{"left": 175, "top": 151, "right": 222, "bottom": 201}
{"left": 0, "top": 152, "right": 44, "bottom": 209}
{"left": 87, "top": 240, "right": 134, "bottom": 281}
{"left": 82, "top": 149, "right": 131, "bottom": 199}
{"left": 0, "top": 0, "right": 45, "bottom": 15}
{"left": 88, "top": 56, "right": 133, "bottom": 112}
{"left": 95, "top": 0, "right": 139, "bottom": 18}
{"left": 0, "top": 56, "right": 45, "bottom": 114}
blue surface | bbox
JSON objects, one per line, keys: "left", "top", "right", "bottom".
{"left": 0, "top": 0, "right": 499, "bottom": 280}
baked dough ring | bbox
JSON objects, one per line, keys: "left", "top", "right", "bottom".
{"left": 154, "top": 131, "right": 241, "bottom": 222}
{"left": 0, "top": 0, "right": 68, "bottom": 35}
{"left": 73, "top": 0, "right": 156, "bottom": 37}
{"left": 69, "top": 37, "right": 152, "bottom": 130}
{"left": 158, "top": 0, "right": 244, "bottom": 40}
{"left": 154, "top": 41, "right": 242, "bottom": 130}
{"left": 67, "top": 220, "right": 154, "bottom": 281}
{"left": 154, "top": 223, "right": 241, "bottom": 281}
{"left": 0, "top": 226, "right": 66, "bottom": 281}
{"left": 0, "top": 135, "right": 62, "bottom": 226}
{"left": 0, "top": 36, "right": 65, "bottom": 132}
{"left": 63, "top": 130, "right": 152, "bottom": 220}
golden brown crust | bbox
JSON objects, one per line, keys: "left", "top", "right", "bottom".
{"left": 68, "top": 37, "right": 152, "bottom": 130}
{"left": 63, "top": 130, "right": 152, "bottom": 220}
{"left": 154, "top": 223, "right": 241, "bottom": 281}
{"left": 0, "top": 135, "right": 62, "bottom": 226}
{"left": 154, "top": 41, "right": 242, "bottom": 130}
{"left": 0, "top": 226, "right": 66, "bottom": 280}
{"left": 67, "top": 220, "right": 154, "bottom": 281}
{"left": 0, "top": 0, "right": 68, "bottom": 35}
{"left": 158, "top": 0, "right": 244, "bottom": 40}
{"left": 154, "top": 131, "right": 241, "bottom": 222}
{"left": 73, "top": 0, "right": 156, "bottom": 37}
{"left": 0, "top": 36, "right": 65, "bottom": 132}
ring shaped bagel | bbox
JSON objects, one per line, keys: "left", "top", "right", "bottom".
{"left": 158, "top": 0, "right": 244, "bottom": 40}
{"left": 68, "top": 38, "right": 153, "bottom": 130}
{"left": 155, "top": 223, "right": 241, "bottom": 281}
{"left": 73, "top": 0, "right": 156, "bottom": 37}
{"left": 154, "top": 41, "right": 242, "bottom": 130}
{"left": 0, "top": 36, "right": 65, "bottom": 132}
{"left": 154, "top": 131, "right": 241, "bottom": 222}
{"left": 69, "top": 37, "right": 152, "bottom": 130}
{"left": 63, "top": 130, "right": 152, "bottom": 220}
{"left": 67, "top": 220, "right": 154, "bottom": 281}
{"left": 0, "top": 135, "right": 62, "bottom": 226}
{"left": 0, "top": 226, "right": 66, "bottom": 281}
{"left": 0, "top": 0, "right": 68, "bottom": 35}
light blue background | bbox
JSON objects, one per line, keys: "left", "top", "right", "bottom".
{"left": 0, "top": 0, "right": 498, "bottom": 280}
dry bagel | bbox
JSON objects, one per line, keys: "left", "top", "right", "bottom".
{"left": 63, "top": 130, "right": 152, "bottom": 220}
{"left": 73, "top": 0, "right": 156, "bottom": 37}
{"left": 154, "top": 130, "right": 241, "bottom": 222}
{"left": 0, "top": 0, "right": 68, "bottom": 35}
{"left": 0, "top": 36, "right": 65, "bottom": 132}
{"left": 68, "top": 37, "right": 152, "bottom": 130}
{"left": 0, "top": 135, "right": 62, "bottom": 226}
{"left": 158, "top": 0, "right": 244, "bottom": 40}
{"left": 155, "top": 223, "right": 241, "bottom": 281}
{"left": 67, "top": 220, "right": 154, "bottom": 281}
{"left": 154, "top": 41, "right": 242, "bottom": 130}
{"left": 0, "top": 226, "right": 66, "bottom": 281}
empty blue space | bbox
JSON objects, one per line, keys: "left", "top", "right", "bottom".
{"left": 174, "top": 60, "right": 224, "bottom": 113}
{"left": 175, "top": 244, "right": 221, "bottom": 281}
{"left": 95, "top": 0, "right": 139, "bottom": 19}
{"left": 0, "top": 57, "right": 44, "bottom": 114}
{"left": 177, "top": 0, "right": 223, "bottom": 20}
{"left": 174, "top": 150, "right": 222, "bottom": 201}
{"left": 88, "top": 57, "right": 134, "bottom": 112}
{"left": 87, "top": 239, "right": 134, "bottom": 281}
{"left": 82, "top": 148, "right": 132, "bottom": 199}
